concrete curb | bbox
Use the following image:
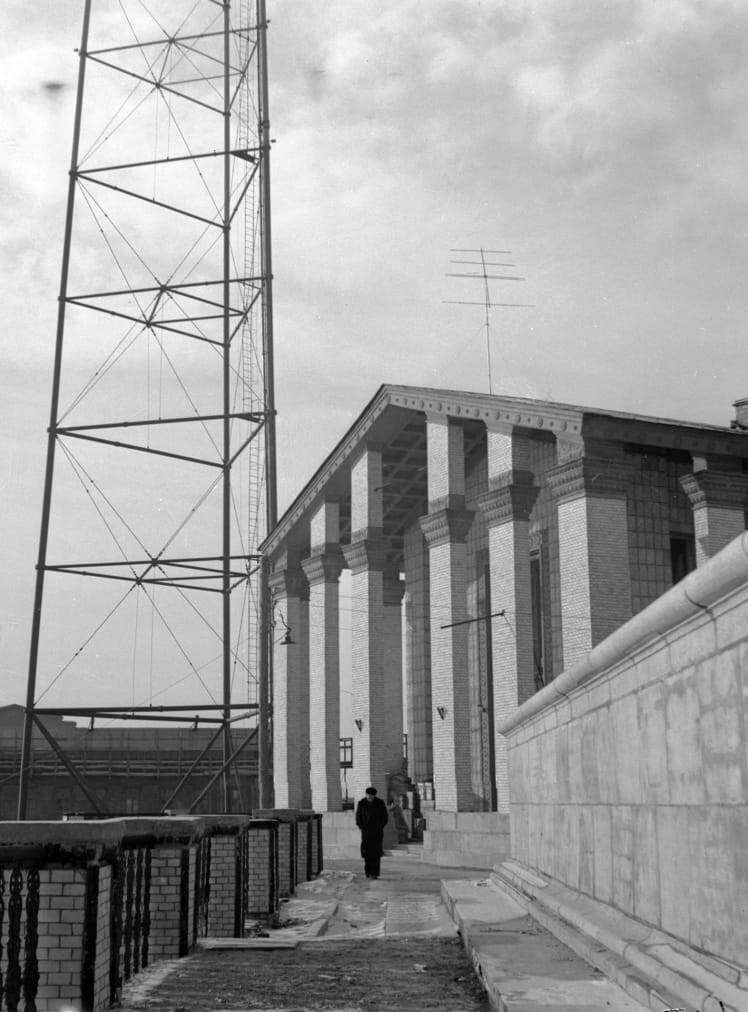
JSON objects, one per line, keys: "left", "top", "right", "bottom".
{"left": 491, "top": 862, "right": 748, "bottom": 1012}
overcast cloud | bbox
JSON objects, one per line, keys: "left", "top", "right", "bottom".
{"left": 2, "top": 0, "right": 748, "bottom": 706}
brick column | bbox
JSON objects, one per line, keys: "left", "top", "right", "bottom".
{"left": 268, "top": 554, "right": 310, "bottom": 808}
{"left": 547, "top": 443, "right": 632, "bottom": 670}
{"left": 477, "top": 470, "right": 539, "bottom": 811}
{"left": 680, "top": 468, "right": 748, "bottom": 566}
{"left": 421, "top": 415, "right": 475, "bottom": 812}
{"left": 382, "top": 567, "right": 405, "bottom": 795}
{"left": 342, "top": 446, "right": 401, "bottom": 800}
{"left": 207, "top": 833, "right": 243, "bottom": 937}
{"left": 245, "top": 820, "right": 279, "bottom": 916}
{"left": 301, "top": 502, "right": 344, "bottom": 812}
{"left": 403, "top": 523, "right": 432, "bottom": 784}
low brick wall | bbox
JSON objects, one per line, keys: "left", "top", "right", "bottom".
{"left": 245, "top": 820, "right": 279, "bottom": 915}
{"left": 253, "top": 809, "right": 303, "bottom": 898}
{"left": 0, "top": 814, "right": 282, "bottom": 1011}
{"left": 311, "top": 813, "right": 323, "bottom": 875}
{"left": 296, "top": 813, "right": 312, "bottom": 883}
{"left": 499, "top": 532, "right": 748, "bottom": 978}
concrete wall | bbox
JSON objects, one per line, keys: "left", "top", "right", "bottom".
{"left": 500, "top": 531, "right": 748, "bottom": 971}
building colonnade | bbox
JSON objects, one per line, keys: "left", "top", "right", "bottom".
{"left": 265, "top": 391, "right": 748, "bottom": 814}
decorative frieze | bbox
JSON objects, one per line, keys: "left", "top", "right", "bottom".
{"left": 419, "top": 507, "right": 475, "bottom": 548}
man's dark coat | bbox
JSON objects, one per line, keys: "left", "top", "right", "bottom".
{"left": 355, "top": 795, "right": 389, "bottom": 865}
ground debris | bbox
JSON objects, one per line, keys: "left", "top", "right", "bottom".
{"left": 119, "top": 937, "right": 488, "bottom": 1011}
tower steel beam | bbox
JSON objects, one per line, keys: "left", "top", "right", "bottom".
{"left": 18, "top": 0, "right": 277, "bottom": 818}
{"left": 18, "top": 0, "right": 93, "bottom": 820}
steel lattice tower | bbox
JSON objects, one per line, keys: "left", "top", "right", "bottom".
{"left": 18, "top": 0, "right": 276, "bottom": 817}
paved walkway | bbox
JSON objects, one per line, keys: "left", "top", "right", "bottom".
{"left": 121, "top": 854, "right": 652, "bottom": 1011}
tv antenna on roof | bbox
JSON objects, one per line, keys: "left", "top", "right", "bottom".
{"left": 444, "top": 247, "right": 533, "bottom": 394}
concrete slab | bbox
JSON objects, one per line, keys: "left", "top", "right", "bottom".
{"left": 442, "top": 878, "right": 651, "bottom": 1012}
{"left": 198, "top": 937, "right": 299, "bottom": 950}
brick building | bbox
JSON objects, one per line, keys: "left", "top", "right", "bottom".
{"left": 0, "top": 705, "right": 259, "bottom": 818}
{"left": 262, "top": 385, "right": 748, "bottom": 843}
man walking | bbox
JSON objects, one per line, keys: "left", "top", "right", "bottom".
{"left": 355, "top": 786, "right": 389, "bottom": 879}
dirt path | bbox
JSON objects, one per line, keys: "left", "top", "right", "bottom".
{"left": 119, "top": 937, "right": 489, "bottom": 1011}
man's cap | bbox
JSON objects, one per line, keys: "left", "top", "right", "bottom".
{"left": 365, "top": 786, "right": 377, "bottom": 795}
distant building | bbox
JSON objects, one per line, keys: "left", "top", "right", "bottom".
{"left": 0, "top": 705, "right": 258, "bottom": 818}
{"left": 261, "top": 385, "right": 748, "bottom": 823}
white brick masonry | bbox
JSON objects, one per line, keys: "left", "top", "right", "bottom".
{"left": 426, "top": 414, "right": 465, "bottom": 509}
{"left": 548, "top": 452, "right": 632, "bottom": 670}
{"left": 344, "top": 447, "right": 398, "bottom": 800}
{"left": 404, "top": 523, "right": 432, "bottom": 782}
{"left": 479, "top": 481, "right": 539, "bottom": 811}
{"left": 302, "top": 531, "right": 344, "bottom": 812}
{"left": 680, "top": 469, "right": 748, "bottom": 565}
{"left": 269, "top": 557, "right": 310, "bottom": 808}
{"left": 382, "top": 570, "right": 406, "bottom": 791}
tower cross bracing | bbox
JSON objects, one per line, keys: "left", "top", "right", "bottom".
{"left": 18, "top": 0, "right": 276, "bottom": 817}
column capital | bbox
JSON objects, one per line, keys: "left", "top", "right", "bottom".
{"left": 342, "top": 537, "right": 388, "bottom": 574}
{"left": 300, "top": 548, "right": 345, "bottom": 587}
{"left": 268, "top": 565, "right": 308, "bottom": 601}
{"left": 679, "top": 470, "right": 748, "bottom": 510}
{"left": 546, "top": 455, "right": 631, "bottom": 503}
{"left": 419, "top": 507, "right": 474, "bottom": 548}
{"left": 477, "top": 472, "right": 540, "bottom": 526}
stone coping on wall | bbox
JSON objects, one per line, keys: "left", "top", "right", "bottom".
{"left": 0, "top": 814, "right": 261, "bottom": 862}
{"left": 253, "top": 808, "right": 312, "bottom": 823}
{"left": 499, "top": 530, "right": 748, "bottom": 735}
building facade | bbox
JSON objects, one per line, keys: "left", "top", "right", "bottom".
{"left": 0, "top": 705, "right": 259, "bottom": 818}
{"left": 262, "top": 385, "right": 748, "bottom": 816}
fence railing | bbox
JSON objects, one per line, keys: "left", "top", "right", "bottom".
{"left": 0, "top": 811, "right": 320, "bottom": 1012}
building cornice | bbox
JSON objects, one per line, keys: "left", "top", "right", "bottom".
{"left": 261, "top": 383, "right": 748, "bottom": 558}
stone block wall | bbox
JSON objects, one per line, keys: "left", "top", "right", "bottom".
{"left": 501, "top": 532, "right": 748, "bottom": 972}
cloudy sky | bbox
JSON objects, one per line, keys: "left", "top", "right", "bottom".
{"left": 2, "top": 0, "right": 748, "bottom": 710}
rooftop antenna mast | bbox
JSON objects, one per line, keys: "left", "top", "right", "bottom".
{"left": 444, "top": 247, "right": 531, "bottom": 394}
